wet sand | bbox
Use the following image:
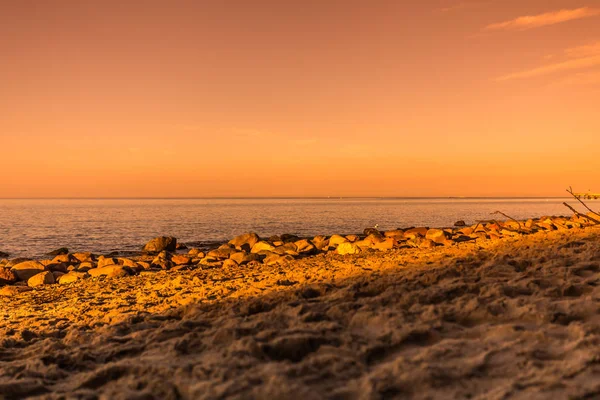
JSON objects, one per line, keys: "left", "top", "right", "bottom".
{"left": 2, "top": 226, "right": 600, "bottom": 399}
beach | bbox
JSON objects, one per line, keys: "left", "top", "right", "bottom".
{"left": 1, "top": 214, "right": 600, "bottom": 398}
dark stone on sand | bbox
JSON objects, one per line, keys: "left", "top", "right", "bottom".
{"left": 46, "top": 247, "right": 69, "bottom": 256}
{"left": 142, "top": 237, "right": 177, "bottom": 253}
{"left": 176, "top": 242, "right": 188, "bottom": 250}
{"left": 363, "top": 228, "right": 383, "bottom": 237}
{"left": 280, "top": 234, "right": 300, "bottom": 243}
{"left": 454, "top": 220, "right": 467, "bottom": 227}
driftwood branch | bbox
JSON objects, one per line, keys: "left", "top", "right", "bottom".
{"left": 563, "top": 202, "right": 600, "bottom": 225}
{"left": 491, "top": 211, "right": 522, "bottom": 229}
{"left": 567, "top": 186, "right": 599, "bottom": 215}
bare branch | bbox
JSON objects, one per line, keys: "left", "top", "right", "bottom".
{"left": 563, "top": 202, "right": 600, "bottom": 225}
{"left": 566, "top": 187, "right": 599, "bottom": 215}
{"left": 491, "top": 211, "right": 522, "bottom": 229}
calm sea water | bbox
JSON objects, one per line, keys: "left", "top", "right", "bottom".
{"left": 0, "top": 198, "right": 584, "bottom": 258}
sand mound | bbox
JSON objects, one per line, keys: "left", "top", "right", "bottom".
{"left": 1, "top": 227, "right": 600, "bottom": 399}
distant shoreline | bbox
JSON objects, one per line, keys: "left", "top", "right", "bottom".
{"left": 0, "top": 196, "right": 576, "bottom": 201}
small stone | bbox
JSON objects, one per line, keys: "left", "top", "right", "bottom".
{"left": 172, "top": 255, "right": 192, "bottom": 265}
{"left": 28, "top": 271, "right": 55, "bottom": 287}
{"left": 454, "top": 220, "right": 467, "bottom": 227}
{"left": 294, "top": 239, "right": 316, "bottom": 254}
{"left": 72, "top": 252, "right": 95, "bottom": 262}
{"left": 97, "top": 256, "right": 118, "bottom": 268}
{"left": 404, "top": 227, "right": 428, "bottom": 239}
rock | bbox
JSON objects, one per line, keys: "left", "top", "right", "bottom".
{"left": 311, "top": 236, "right": 329, "bottom": 251}
{"left": 230, "top": 251, "right": 260, "bottom": 265}
{"left": 222, "top": 259, "right": 239, "bottom": 268}
{"left": 188, "top": 248, "right": 205, "bottom": 258}
{"left": 142, "top": 236, "right": 177, "bottom": 253}
{"left": 97, "top": 256, "right": 118, "bottom": 268}
{"left": 207, "top": 248, "right": 238, "bottom": 259}
{"left": 172, "top": 255, "right": 192, "bottom": 265}
{"left": 0, "top": 251, "right": 9, "bottom": 258}
{"left": 263, "top": 253, "right": 294, "bottom": 265}
{"left": 328, "top": 235, "right": 348, "bottom": 247}
{"left": 47, "top": 263, "right": 68, "bottom": 273}
{"left": 229, "top": 233, "right": 260, "bottom": 251}
{"left": 0, "top": 285, "right": 33, "bottom": 296}
{"left": 280, "top": 234, "right": 300, "bottom": 243}
{"left": 457, "top": 227, "right": 474, "bottom": 235}
{"left": 294, "top": 239, "right": 316, "bottom": 254}
{"left": 419, "top": 239, "right": 436, "bottom": 249}
{"left": 176, "top": 242, "right": 188, "bottom": 250}
{"left": 337, "top": 242, "right": 360, "bottom": 255}
{"left": 384, "top": 230, "right": 404, "bottom": 239}
{"left": 0, "top": 268, "right": 17, "bottom": 285}
{"left": 28, "top": 271, "right": 55, "bottom": 287}
{"left": 364, "top": 228, "right": 383, "bottom": 237}
{"left": 425, "top": 229, "right": 450, "bottom": 244}
{"left": 404, "top": 227, "right": 428, "bottom": 239}
{"left": 117, "top": 258, "right": 138, "bottom": 268}
{"left": 454, "top": 220, "right": 466, "bottom": 227}
{"left": 5, "top": 258, "right": 32, "bottom": 268}
{"left": 10, "top": 261, "right": 46, "bottom": 281}
{"left": 251, "top": 241, "right": 275, "bottom": 254}
{"left": 345, "top": 234, "right": 360, "bottom": 242}
{"left": 58, "top": 272, "right": 89, "bottom": 284}
{"left": 51, "top": 254, "right": 78, "bottom": 265}
{"left": 88, "top": 265, "right": 131, "bottom": 278}
{"left": 272, "top": 243, "right": 298, "bottom": 256}
{"left": 46, "top": 247, "right": 69, "bottom": 256}
{"left": 372, "top": 238, "right": 395, "bottom": 251}
{"left": 364, "top": 234, "right": 385, "bottom": 245}
{"left": 72, "top": 252, "right": 95, "bottom": 262}
{"left": 77, "top": 262, "right": 94, "bottom": 272}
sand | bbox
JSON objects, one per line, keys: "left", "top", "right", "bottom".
{"left": 2, "top": 226, "right": 600, "bottom": 399}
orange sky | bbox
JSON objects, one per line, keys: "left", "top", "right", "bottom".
{"left": 2, "top": 0, "right": 599, "bottom": 198}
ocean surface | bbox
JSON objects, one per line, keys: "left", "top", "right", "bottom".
{"left": 0, "top": 198, "right": 586, "bottom": 258}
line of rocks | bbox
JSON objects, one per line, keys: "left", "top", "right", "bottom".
{"left": 1, "top": 213, "right": 598, "bottom": 296}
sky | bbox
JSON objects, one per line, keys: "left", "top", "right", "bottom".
{"left": 1, "top": 0, "right": 600, "bottom": 198}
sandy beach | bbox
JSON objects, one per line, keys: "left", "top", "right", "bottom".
{"left": 2, "top": 217, "right": 600, "bottom": 399}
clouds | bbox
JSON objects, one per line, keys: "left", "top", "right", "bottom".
{"left": 485, "top": 7, "right": 600, "bottom": 31}
{"left": 497, "top": 54, "right": 600, "bottom": 81}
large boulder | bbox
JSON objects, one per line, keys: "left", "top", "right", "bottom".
{"left": 229, "top": 233, "right": 260, "bottom": 251}
{"left": 28, "top": 271, "right": 55, "bottom": 287}
{"left": 10, "top": 261, "right": 46, "bottom": 281}
{"left": 142, "top": 237, "right": 177, "bottom": 253}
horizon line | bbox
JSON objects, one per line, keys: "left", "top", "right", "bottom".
{"left": 0, "top": 196, "right": 574, "bottom": 200}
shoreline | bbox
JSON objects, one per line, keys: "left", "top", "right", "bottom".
{"left": 1, "top": 217, "right": 600, "bottom": 397}
{"left": 1, "top": 212, "right": 599, "bottom": 291}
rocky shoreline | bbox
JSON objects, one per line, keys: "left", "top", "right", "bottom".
{"left": 1, "top": 212, "right": 599, "bottom": 295}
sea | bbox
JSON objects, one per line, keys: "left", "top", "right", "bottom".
{"left": 0, "top": 197, "right": 588, "bottom": 258}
